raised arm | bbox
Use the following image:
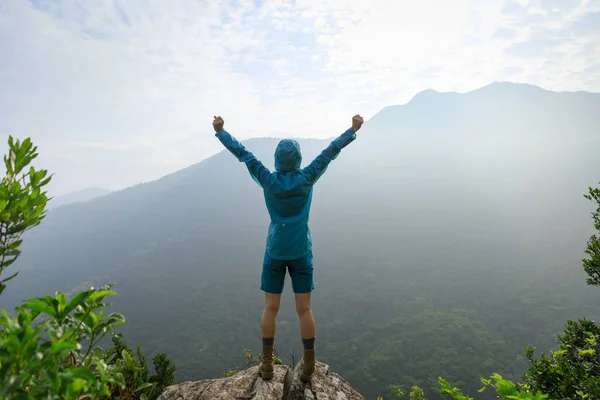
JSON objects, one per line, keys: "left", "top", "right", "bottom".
{"left": 302, "top": 114, "right": 364, "bottom": 184}
{"left": 212, "top": 116, "right": 271, "bottom": 188}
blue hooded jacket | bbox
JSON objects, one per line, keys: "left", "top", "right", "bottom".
{"left": 215, "top": 127, "right": 357, "bottom": 260}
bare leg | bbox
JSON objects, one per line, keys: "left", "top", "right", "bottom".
{"left": 294, "top": 292, "right": 315, "bottom": 339}
{"left": 295, "top": 292, "right": 316, "bottom": 382}
{"left": 261, "top": 292, "right": 281, "bottom": 338}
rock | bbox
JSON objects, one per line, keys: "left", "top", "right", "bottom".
{"left": 157, "top": 362, "right": 363, "bottom": 400}
{"left": 156, "top": 365, "right": 289, "bottom": 400}
{"left": 287, "top": 362, "right": 364, "bottom": 400}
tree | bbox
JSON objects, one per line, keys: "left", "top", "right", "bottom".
{"left": 584, "top": 184, "right": 600, "bottom": 286}
{"left": 522, "top": 319, "right": 600, "bottom": 399}
{"left": 147, "top": 352, "right": 177, "bottom": 399}
{"left": 104, "top": 333, "right": 177, "bottom": 400}
{"left": 519, "top": 183, "right": 600, "bottom": 399}
{"left": 0, "top": 136, "right": 51, "bottom": 295}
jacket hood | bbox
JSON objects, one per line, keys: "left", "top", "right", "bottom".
{"left": 274, "top": 139, "right": 302, "bottom": 172}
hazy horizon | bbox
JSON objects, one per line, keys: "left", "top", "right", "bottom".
{"left": 17, "top": 80, "right": 600, "bottom": 198}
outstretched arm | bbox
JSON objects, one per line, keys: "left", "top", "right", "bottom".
{"left": 213, "top": 116, "right": 271, "bottom": 188}
{"left": 302, "top": 114, "right": 364, "bottom": 184}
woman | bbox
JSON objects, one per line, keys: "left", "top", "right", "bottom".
{"left": 212, "top": 114, "right": 364, "bottom": 381}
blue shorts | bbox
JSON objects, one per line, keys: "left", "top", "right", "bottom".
{"left": 261, "top": 251, "right": 314, "bottom": 294}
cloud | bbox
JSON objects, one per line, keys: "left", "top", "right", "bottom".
{"left": 493, "top": 28, "right": 519, "bottom": 39}
{"left": 571, "top": 11, "right": 600, "bottom": 34}
{"left": 507, "top": 37, "right": 564, "bottom": 57}
{"left": 0, "top": 0, "right": 599, "bottom": 195}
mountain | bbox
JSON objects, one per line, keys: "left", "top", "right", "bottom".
{"left": 48, "top": 187, "right": 111, "bottom": 209}
{"left": 3, "top": 82, "right": 600, "bottom": 399}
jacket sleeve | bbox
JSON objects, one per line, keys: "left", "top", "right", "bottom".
{"left": 302, "top": 127, "right": 357, "bottom": 184}
{"left": 215, "top": 129, "right": 271, "bottom": 188}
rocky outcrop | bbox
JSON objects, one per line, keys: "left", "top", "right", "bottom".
{"left": 157, "top": 361, "right": 364, "bottom": 400}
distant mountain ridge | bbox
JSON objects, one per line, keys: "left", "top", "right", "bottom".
{"left": 48, "top": 187, "right": 111, "bottom": 209}
{"left": 5, "top": 82, "right": 600, "bottom": 399}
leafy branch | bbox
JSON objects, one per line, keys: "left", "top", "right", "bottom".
{"left": 0, "top": 136, "right": 52, "bottom": 295}
{"left": 583, "top": 184, "right": 600, "bottom": 286}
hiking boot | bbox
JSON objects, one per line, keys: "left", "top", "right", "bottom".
{"left": 258, "top": 344, "right": 274, "bottom": 380}
{"left": 299, "top": 348, "right": 316, "bottom": 382}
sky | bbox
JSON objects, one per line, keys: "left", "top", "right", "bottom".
{"left": 1, "top": 0, "right": 599, "bottom": 196}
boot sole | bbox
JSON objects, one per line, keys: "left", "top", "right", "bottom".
{"left": 259, "top": 370, "right": 274, "bottom": 380}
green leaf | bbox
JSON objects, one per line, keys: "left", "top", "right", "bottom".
{"left": 7, "top": 222, "right": 29, "bottom": 236}
{"left": 39, "top": 177, "right": 52, "bottom": 187}
{"left": 22, "top": 298, "right": 57, "bottom": 317}
{"left": 67, "top": 378, "right": 88, "bottom": 396}
{"left": 1, "top": 270, "right": 19, "bottom": 283}
{"left": 30, "top": 187, "right": 40, "bottom": 200}
{"left": 56, "top": 291, "right": 67, "bottom": 306}
{"left": 22, "top": 138, "right": 31, "bottom": 152}
{"left": 31, "top": 204, "right": 46, "bottom": 218}
{"left": 4, "top": 161, "right": 12, "bottom": 176}
{"left": 89, "top": 289, "right": 117, "bottom": 303}
{"left": 578, "top": 349, "right": 595, "bottom": 356}
{"left": 0, "top": 199, "right": 6, "bottom": 211}
{"left": 64, "top": 289, "right": 95, "bottom": 315}
{"left": 56, "top": 299, "right": 68, "bottom": 320}
{"left": 44, "top": 368, "right": 60, "bottom": 391}
{"left": 66, "top": 366, "right": 97, "bottom": 381}
{"left": 0, "top": 257, "right": 17, "bottom": 269}
{"left": 135, "top": 382, "right": 154, "bottom": 392}
{"left": 50, "top": 341, "right": 77, "bottom": 354}
{"left": 80, "top": 309, "right": 99, "bottom": 330}
{"left": 7, "top": 239, "right": 23, "bottom": 250}
{"left": 18, "top": 196, "right": 28, "bottom": 208}
{"left": 1, "top": 248, "right": 20, "bottom": 258}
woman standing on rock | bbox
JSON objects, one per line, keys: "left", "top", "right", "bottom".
{"left": 212, "top": 114, "right": 364, "bottom": 382}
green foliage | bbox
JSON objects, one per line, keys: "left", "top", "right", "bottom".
{"left": 147, "top": 352, "right": 177, "bottom": 398}
{"left": 0, "top": 137, "right": 176, "bottom": 399}
{"left": 223, "top": 348, "right": 255, "bottom": 377}
{"left": 0, "top": 286, "right": 127, "bottom": 399}
{"left": 437, "top": 377, "right": 473, "bottom": 400}
{"left": 478, "top": 373, "right": 547, "bottom": 399}
{"left": 0, "top": 287, "right": 176, "bottom": 400}
{"left": 104, "top": 334, "right": 176, "bottom": 400}
{"left": 385, "top": 384, "right": 425, "bottom": 400}
{"left": 223, "top": 347, "right": 283, "bottom": 377}
{"left": 381, "top": 374, "right": 547, "bottom": 400}
{"left": 583, "top": 184, "right": 600, "bottom": 286}
{"left": 104, "top": 334, "right": 151, "bottom": 399}
{"left": 0, "top": 136, "right": 52, "bottom": 295}
{"left": 388, "top": 384, "right": 405, "bottom": 399}
{"left": 517, "top": 186, "right": 600, "bottom": 399}
{"left": 523, "top": 319, "right": 600, "bottom": 399}
{"left": 409, "top": 385, "right": 426, "bottom": 400}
